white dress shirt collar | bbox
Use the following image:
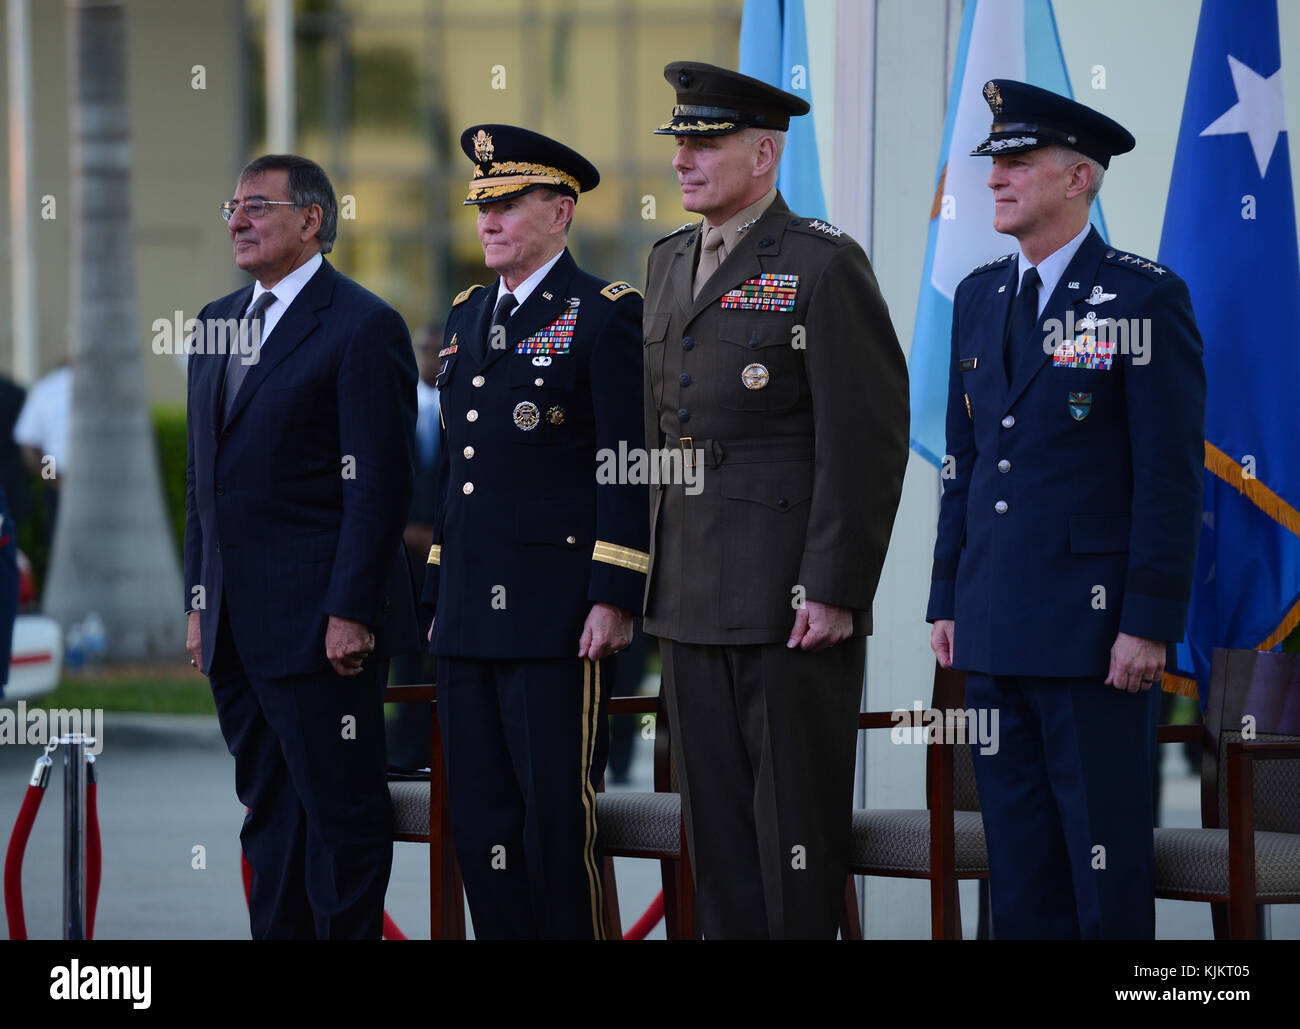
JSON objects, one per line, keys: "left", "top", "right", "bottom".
{"left": 495, "top": 248, "right": 565, "bottom": 312}
{"left": 1017, "top": 222, "right": 1092, "bottom": 317}
{"left": 246, "top": 251, "right": 324, "bottom": 344}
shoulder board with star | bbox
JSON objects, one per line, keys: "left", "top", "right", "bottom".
{"left": 451, "top": 284, "right": 486, "bottom": 306}
{"left": 968, "top": 252, "right": 1016, "bottom": 276}
{"left": 653, "top": 222, "right": 700, "bottom": 247}
{"left": 1103, "top": 248, "right": 1170, "bottom": 278}
{"left": 599, "top": 281, "right": 643, "bottom": 302}
{"left": 786, "top": 216, "right": 851, "bottom": 242}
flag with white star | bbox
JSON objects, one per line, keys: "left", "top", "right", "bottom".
{"left": 1160, "top": 0, "right": 1300, "bottom": 708}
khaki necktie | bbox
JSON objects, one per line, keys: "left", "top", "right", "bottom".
{"left": 693, "top": 226, "right": 726, "bottom": 298}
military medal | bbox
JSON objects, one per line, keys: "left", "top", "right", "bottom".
{"left": 513, "top": 401, "right": 540, "bottom": 430}
{"left": 545, "top": 404, "right": 565, "bottom": 426}
{"left": 741, "top": 363, "right": 770, "bottom": 390}
{"left": 516, "top": 300, "right": 579, "bottom": 354}
{"left": 720, "top": 274, "right": 798, "bottom": 312}
{"left": 439, "top": 333, "right": 458, "bottom": 358}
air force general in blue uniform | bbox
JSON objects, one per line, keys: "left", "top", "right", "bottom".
{"left": 926, "top": 82, "right": 1206, "bottom": 938}
{"left": 422, "top": 126, "right": 648, "bottom": 939}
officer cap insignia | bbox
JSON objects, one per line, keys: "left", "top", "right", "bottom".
{"left": 513, "top": 401, "right": 540, "bottom": 430}
{"left": 452, "top": 284, "right": 484, "bottom": 306}
{"left": 1085, "top": 285, "right": 1117, "bottom": 305}
{"left": 545, "top": 404, "right": 565, "bottom": 426}
{"left": 600, "top": 281, "right": 643, "bottom": 301}
{"left": 741, "top": 363, "right": 770, "bottom": 390}
{"left": 983, "top": 81, "right": 1003, "bottom": 116}
{"left": 472, "top": 129, "right": 494, "bottom": 163}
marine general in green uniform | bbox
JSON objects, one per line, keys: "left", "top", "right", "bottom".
{"left": 642, "top": 62, "right": 909, "bottom": 938}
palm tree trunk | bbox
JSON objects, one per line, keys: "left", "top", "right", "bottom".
{"left": 45, "top": 0, "right": 183, "bottom": 660}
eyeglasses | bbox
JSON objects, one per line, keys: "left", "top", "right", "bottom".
{"left": 219, "top": 199, "right": 299, "bottom": 222}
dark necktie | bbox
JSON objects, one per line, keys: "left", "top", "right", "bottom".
{"left": 223, "top": 290, "right": 277, "bottom": 421}
{"left": 1004, "top": 266, "right": 1041, "bottom": 383}
{"left": 483, "top": 292, "right": 518, "bottom": 360}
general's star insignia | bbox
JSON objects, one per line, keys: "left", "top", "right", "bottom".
{"left": 806, "top": 219, "right": 843, "bottom": 237}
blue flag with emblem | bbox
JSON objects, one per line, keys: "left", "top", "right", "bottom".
{"left": 738, "top": 0, "right": 826, "bottom": 220}
{"left": 907, "top": 0, "right": 1108, "bottom": 467}
{"left": 1160, "top": 0, "right": 1300, "bottom": 708}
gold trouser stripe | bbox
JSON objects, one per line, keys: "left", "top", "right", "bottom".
{"left": 591, "top": 540, "right": 650, "bottom": 575}
{"left": 579, "top": 658, "right": 605, "bottom": 939}
{"left": 426, "top": 544, "right": 441, "bottom": 565}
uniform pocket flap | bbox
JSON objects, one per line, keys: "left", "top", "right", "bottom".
{"left": 644, "top": 312, "right": 671, "bottom": 345}
{"left": 1068, "top": 513, "right": 1131, "bottom": 553}
{"left": 515, "top": 499, "right": 594, "bottom": 546}
{"left": 507, "top": 355, "right": 578, "bottom": 390}
{"left": 720, "top": 466, "right": 813, "bottom": 512}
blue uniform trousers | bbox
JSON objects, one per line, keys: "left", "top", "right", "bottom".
{"left": 437, "top": 655, "right": 609, "bottom": 939}
{"left": 965, "top": 672, "right": 1160, "bottom": 939}
{"left": 209, "top": 605, "right": 393, "bottom": 939}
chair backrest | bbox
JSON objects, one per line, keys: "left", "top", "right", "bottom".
{"left": 1204, "top": 648, "right": 1300, "bottom": 833}
{"left": 927, "top": 664, "right": 981, "bottom": 813}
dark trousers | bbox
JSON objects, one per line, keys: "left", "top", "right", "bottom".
{"left": 437, "top": 655, "right": 609, "bottom": 939}
{"left": 209, "top": 607, "right": 393, "bottom": 939}
{"left": 661, "top": 637, "right": 865, "bottom": 939}
{"left": 965, "top": 672, "right": 1160, "bottom": 939}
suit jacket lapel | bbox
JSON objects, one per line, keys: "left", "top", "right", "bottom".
{"left": 224, "top": 258, "right": 336, "bottom": 429}
{"left": 467, "top": 284, "right": 495, "bottom": 368}
{"left": 964, "top": 260, "right": 1016, "bottom": 411}
{"left": 1007, "top": 227, "right": 1106, "bottom": 407}
{"left": 209, "top": 286, "right": 253, "bottom": 434}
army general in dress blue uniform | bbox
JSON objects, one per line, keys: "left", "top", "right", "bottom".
{"left": 422, "top": 126, "right": 648, "bottom": 939}
{"left": 926, "top": 82, "right": 1206, "bottom": 939}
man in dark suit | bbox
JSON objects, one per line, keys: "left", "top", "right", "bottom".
{"left": 927, "top": 81, "right": 1206, "bottom": 938}
{"left": 422, "top": 125, "right": 647, "bottom": 939}
{"left": 185, "top": 154, "right": 418, "bottom": 939}
{"left": 642, "top": 63, "right": 909, "bottom": 938}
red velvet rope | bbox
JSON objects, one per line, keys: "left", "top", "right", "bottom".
{"left": 4, "top": 785, "right": 46, "bottom": 940}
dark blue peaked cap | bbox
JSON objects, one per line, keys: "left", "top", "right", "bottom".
{"left": 971, "top": 79, "right": 1135, "bottom": 169}
{"left": 460, "top": 124, "right": 600, "bottom": 205}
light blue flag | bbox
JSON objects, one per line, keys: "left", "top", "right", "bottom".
{"left": 1160, "top": 0, "right": 1300, "bottom": 707}
{"left": 739, "top": 0, "right": 826, "bottom": 220}
{"left": 908, "top": 0, "right": 1107, "bottom": 467}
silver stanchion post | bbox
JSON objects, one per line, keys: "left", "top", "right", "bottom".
{"left": 59, "top": 732, "right": 94, "bottom": 940}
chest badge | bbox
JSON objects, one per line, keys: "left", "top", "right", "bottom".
{"left": 545, "top": 404, "right": 565, "bottom": 426}
{"left": 741, "top": 363, "right": 770, "bottom": 390}
{"left": 1085, "top": 285, "right": 1117, "bottom": 306}
{"left": 531, "top": 355, "right": 553, "bottom": 367}
{"left": 438, "top": 333, "right": 458, "bottom": 358}
{"left": 1068, "top": 391, "right": 1092, "bottom": 421}
{"left": 513, "top": 401, "right": 540, "bottom": 430}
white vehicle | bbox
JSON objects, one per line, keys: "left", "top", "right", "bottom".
{"left": 2, "top": 551, "right": 63, "bottom": 703}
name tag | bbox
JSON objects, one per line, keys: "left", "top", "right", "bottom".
{"left": 959, "top": 357, "right": 978, "bottom": 372}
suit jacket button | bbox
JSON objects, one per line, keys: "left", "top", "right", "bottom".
{"left": 682, "top": 337, "right": 694, "bottom": 350}
{"left": 776, "top": 497, "right": 788, "bottom": 509}
{"left": 463, "top": 482, "right": 475, "bottom": 495}
{"left": 467, "top": 409, "right": 479, "bottom": 422}
{"left": 678, "top": 408, "right": 691, "bottom": 423}
{"left": 680, "top": 373, "right": 692, "bottom": 387}
{"left": 997, "top": 459, "right": 1011, "bottom": 473}
{"left": 1001, "top": 415, "right": 1015, "bottom": 429}
{"left": 463, "top": 446, "right": 475, "bottom": 459}
{"left": 994, "top": 500, "right": 1008, "bottom": 514}
{"left": 215, "top": 485, "right": 225, "bottom": 496}
{"left": 472, "top": 375, "right": 485, "bottom": 387}
{"left": 566, "top": 535, "right": 576, "bottom": 545}
{"left": 535, "top": 377, "right": 545, "bottom": 386}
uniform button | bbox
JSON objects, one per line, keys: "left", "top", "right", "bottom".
{"left": 682, "top": 336, "right": 694, "bottom": 350}
{"left": 1001, "top": 414, "right": 1015, "bottom": 429}
{"left": 463, "top": 482, "right": 475, "bottom": 495}
{"left": 535, "top": 377, "right": 544, "bottom": 387}
{"left": 680, "top": 373, "right": 692, "bottom": 387}
{"left": 748, "top": 337, "right": 759, "bottom": 349}
{"left": 776, "top": 497, "right": 788, "bottom": 509}
{"left": 565, "top": 535, "right": 576, "bottom": 545}
{"left": 466, "top": 409, "right": 478, "bottom": 422}
{"left": 472, "top": 375, "right": 485, "bottom": 387}
{"left": 994, "top": 500, "right": 1008, "bottom": 514}
{"left": 215, "top": 485, "right": 225, "bottom": 496}
{"left": 463, "top": 445, "right": 475, "bottom": 459}
{"left": 678, "top": 408, "right": 691, "bottom": 423}
{"left": 997, "top": 459, "right": 1011, "bottom": 473}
